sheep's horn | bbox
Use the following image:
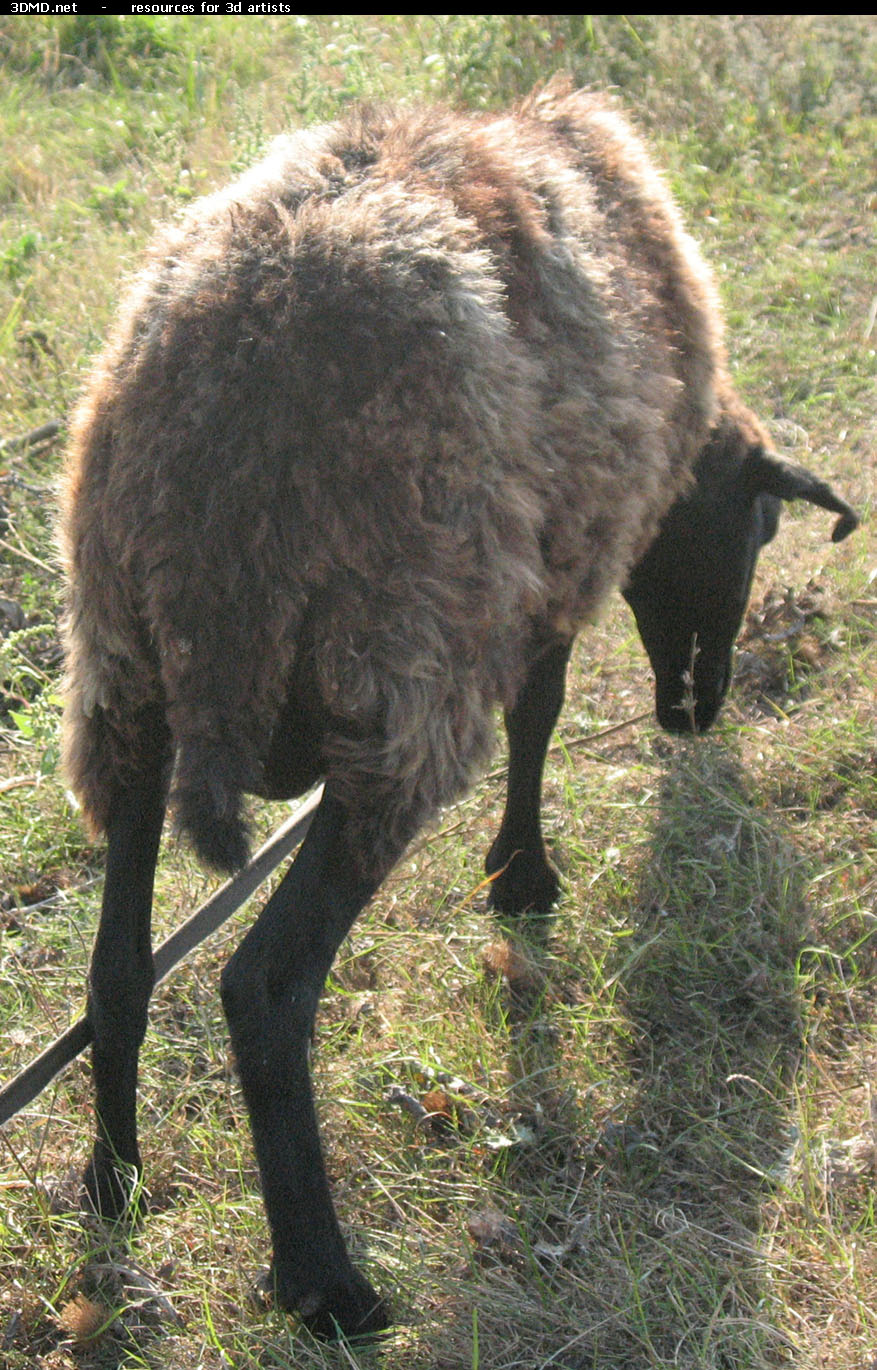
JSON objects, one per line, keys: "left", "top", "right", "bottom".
{"left": 743, "top": 449, "right": 860, "bottom": 542}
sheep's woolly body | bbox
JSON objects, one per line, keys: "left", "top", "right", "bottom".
{"left": 62, "top": 83, "right": 724, "bottom": 872}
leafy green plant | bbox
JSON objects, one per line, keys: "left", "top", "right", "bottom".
{"left": 1, "top": 231, "right": 38, "bottom": 284}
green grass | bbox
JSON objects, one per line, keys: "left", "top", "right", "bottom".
{"left": 1, "top": 14, "right": 875, "bottom": 1370}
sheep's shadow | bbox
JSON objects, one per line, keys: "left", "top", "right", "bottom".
{"left": 472, "top": 736, "right": 808, "bottom": 1367}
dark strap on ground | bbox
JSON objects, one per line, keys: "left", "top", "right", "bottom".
{"left": 0, "top": 786, "right": 323, "bottom": 1127}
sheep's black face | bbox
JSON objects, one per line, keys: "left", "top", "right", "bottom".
{"left": 623, "top": 450, "right": 778, "bottom": 734}
{"left": 623, "top": 425, "right": 858, "bottom": 735}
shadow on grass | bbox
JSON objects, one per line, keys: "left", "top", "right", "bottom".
{"left": 461, "top": 736, "right": 809, "bottom": 1370}
{"left": 605, "top": 738, "right": 806, "bottom": 1367}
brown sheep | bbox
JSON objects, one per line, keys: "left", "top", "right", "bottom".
{"left": 59, "top": 81, "right": 857, "bottom": 1339}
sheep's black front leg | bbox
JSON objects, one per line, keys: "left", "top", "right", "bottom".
{"left": 84, "top": 761, "right": 166, "bottom": 1220}
{"left": 486, "top": 635, "right": 573, "bottom": 915}
{"left": 219, "top": 789, "right": 395, "bottom": 1341}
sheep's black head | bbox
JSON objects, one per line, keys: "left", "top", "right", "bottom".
{"left": 623, "top": 417, "right": 859, "bottom": 734}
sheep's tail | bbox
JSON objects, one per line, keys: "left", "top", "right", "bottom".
{"left": 171, "top": 732, "right": 257, "bottom": 875}
{"left": 62, "top": 613, "right": 256, "bottom": 874}
{"left": 65, "top": 689, "right": 257, "bottom": 876}
{"left": 152, "top": 568, "right": 305, "bottom": 875}
{"left": 64, "top": 663, "right": 284, "bottom": 877}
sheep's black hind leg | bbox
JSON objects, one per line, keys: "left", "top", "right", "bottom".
{"left": 83, "top": 732, "right": 168, "bottom": 1220}
{"left": 220, "top": 788, "right": 399, "bottom": 1341}
{"left": 486, "top": 635, "right": 573, "bottom": 915}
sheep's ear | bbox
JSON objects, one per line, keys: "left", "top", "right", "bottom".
{"left": 742, "top": 448, "right": 860, "bottom": 543}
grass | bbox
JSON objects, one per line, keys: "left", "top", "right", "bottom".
{"left": 1, "top": 13, "right": 875, "bottom": 1370}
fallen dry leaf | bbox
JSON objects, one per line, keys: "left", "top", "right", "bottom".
{"left": 59, "top": 1294, "right": 110, "bottom": 1345}
{"left": 482, "top": 939, "right": 543, "bottom": 991}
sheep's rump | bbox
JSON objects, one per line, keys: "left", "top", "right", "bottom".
{"left": 61, "top": 82, "right": 722, "bottom": 872}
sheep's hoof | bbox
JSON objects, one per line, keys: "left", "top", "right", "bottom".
{"left": 82, "top": 1155, "right": 147, "bottom": 1225}
{"left": 262, "top": 1265, "right": 391, "bottom": 1342}
{"left": 486, "top": 846, "right": 561, "bottom": 916}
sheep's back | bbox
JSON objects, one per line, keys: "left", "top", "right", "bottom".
{"left": 61, "top": 88, "right": 724, "bottom": 860}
